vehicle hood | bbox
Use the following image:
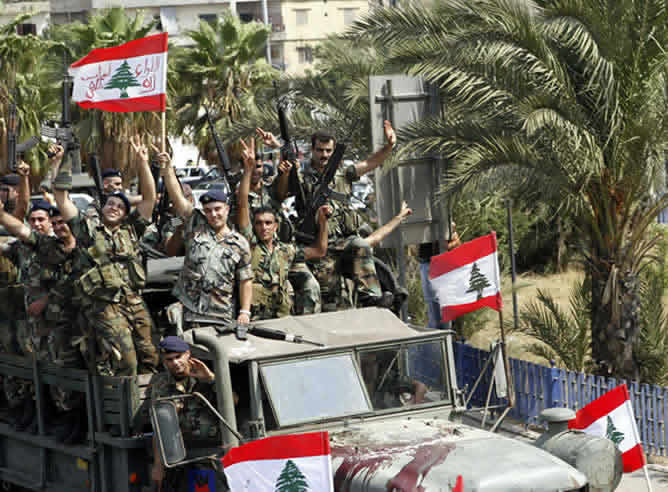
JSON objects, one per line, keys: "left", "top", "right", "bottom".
{"left": 330, "top": 418, "right": 587, "bottom": 491}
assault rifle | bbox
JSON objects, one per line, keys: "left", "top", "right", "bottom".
{"left": 204, "top": 106, "right": 235, "bottom": 196}
{"left": 89, "top": 154, "right": 104, "bottom": 203}
{"left": 6, "top": 98, "right": 39, "bottom": 172}
{"left": 273, "top": 82, "right": 306, "bottom": 213}
{"left": 42, "top": 72, "right": 80, "bottom": 173}
{"left": 294, "top": 142, "right": 346, "bottom": 244}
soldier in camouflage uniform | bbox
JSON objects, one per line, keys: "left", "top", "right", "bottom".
{"left": 52, "top": 139, "right": 159, "bottom": 377}
{"left": 141, "top": 184, "right": 192, "bottom": 257}
{"left": 0, "top": 203, "right": 91, "bottom": 442}
{"left": 256, "top": 129, "right": 323, "bottom": 314}
{"left": 237, "top": 139, "right": 331, "bottom": 320}
{"left": 160, "top": 153, "right": 253, "bottom": 327}
{"left": 268, "top": 121, "right": 397, "bottom": 311}
{"left": 151, "top": 336, "right": 225, "bottom": 491}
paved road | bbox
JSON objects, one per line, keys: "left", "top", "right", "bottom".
{"left": 617, "top": 465, "right": 668, "bottom": 492}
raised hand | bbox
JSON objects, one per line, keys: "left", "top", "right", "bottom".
{"left": 189, "top": 357, "right": 215, "bottom": 382}
{"left": 277, "top": 160, "right": 292, "bottom": 175}
{"left": 16, "top": 161, "right": 30, "bottom": 177}
{"left": 240, "top": 137, "right": 256, "bottom": 173}
{"left": 399, "top": 200, "right": 412, "bottom": 219}
{"left": 157, "top": 152, "right": 171, "bottom": 171}
{"left": 317, "top": 204, "right": 332, "bottom": 223}
{"left": 383, "top": 120, "right": 396, "bottom": 148}
{"left": 256, "top": 128, "right": 280, "bottom": 149}
{"left": 47, "top": 144, "right": 65, "bottom": 167}
{"left": 130, "top": 134, "right": 149, "bottom": 163}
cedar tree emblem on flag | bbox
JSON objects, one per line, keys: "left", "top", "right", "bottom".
{"left": 429, "top": 232, "right": 502, "bottom": 322}
{"left": 569, "top": 384, "right": 646, "bottom": 473}
{"left": 103, "top": 60, "right": 141, "bottom": 98}
{"left": 275, "top": 460, "right": 309, "bottom": 491}
{"left": 223, "top": 432, "right": 333, "bottom": 492}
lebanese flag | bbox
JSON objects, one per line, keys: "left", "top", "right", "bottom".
{"left": 429, "top": 232, "right": 502, "bottom": 322}
{"left": 222, "top": 432, "right": 334, "bottom": 491}
{"left": 569, "top": 384, "right": 646, "bottom": 473}
{"left": 68, "top": 33, "right": 167, "bottom": 112}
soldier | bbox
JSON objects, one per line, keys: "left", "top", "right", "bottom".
{"left": 141, "top": 183, "right": 193, "bottom": 257}
{"left": 52, "top": 137, "right": 159, "bottom": 377}
{"left": 263, "top": 121, "right": 397, "bottom": 311}
{"left": 160, "top": 153, "right": 253, "bottom": 327}
{"left": 151, "top": 336, "right": 225, "bottom": 491}
{"left": 237, "top": 139, "right": 330, "bottom": 320}
{"left": 102, "top": 169, "right": 143, "bottom": 206}
{"left": 0, "top": 203, "right": 90, "bottom": 442}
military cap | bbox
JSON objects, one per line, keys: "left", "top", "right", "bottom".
{"left": 0, "top": 174, "right": 20, "bottom": 186}
{"left": 104, "top": 191, "right": 130, "bottom": 213}
{"left": 159, "top": 336, "right": 190, "bottom": 353}
{"left": 102, "top": 169, "right": 122, "bottom": 179}
{"left": 199, "top": 189, "right": 228, "bottom": 205}
{"left": 30, "top": 199, "right": 53, "bottom": 214}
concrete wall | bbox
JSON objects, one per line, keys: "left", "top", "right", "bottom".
{"left": 0, "top": 2, "right": 50, "bottom": 34}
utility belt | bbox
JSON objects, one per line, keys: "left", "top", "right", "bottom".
{"left": 76, "top": 261, "right": 145, "bottom": 302}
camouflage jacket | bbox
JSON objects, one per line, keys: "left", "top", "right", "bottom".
{"left": 68, "top": 210, "right": 149, "bottom": 304}
{"left": 290, "top": 161, "right": 362, "bottom": 244}
{"left": 174, "top": 210, "right": 252, "bottom": 321}
{"left": 141, "top": 215, "right": 183, "bottom": 255}
{"left": 22, "top": 232, "right": 92, "bottom": 323}
{"left": 150, "top": 371, "right": 220, "bottom": 443}
{"left": 0, "top": 237, "right": 23, "bottom": 318}
{"left": 4, "top": 237, "right": 43, "bottom": 308}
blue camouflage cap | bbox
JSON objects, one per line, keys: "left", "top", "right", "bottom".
{"left": 159, "top": 336, "right": 190, "bottom": 353}
{"left": 199, "top": 189, "right": 228, "bottom": 205}
{"left": 0, "top": 174, "right": 20, "bottom": 186}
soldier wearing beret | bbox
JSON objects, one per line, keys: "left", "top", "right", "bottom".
{"left": 160, "top": 153, "right": 253, "bottom": 327}
{"left": 52, "top": 138, "right": 159, "bottom": 378}
{"left": 151, "top": 336, "right": 225, "bottom": 491}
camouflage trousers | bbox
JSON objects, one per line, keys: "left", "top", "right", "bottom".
{"left": 83, "top": 298, "right": 159, "bottom": 377}
{"left": 251, "top": 283, "right": 292, "bottom": 321}
{"left": 288, "top": 263, "right": 321, "bottom": 315}
{"left": 0, "top": 318, "right": 32, "bottom": 409}
{"left": 47, "top": 321, "right": 86, "bottom": 412}
{"left": 308, "top": 235, "right": 381, "bottom": 312}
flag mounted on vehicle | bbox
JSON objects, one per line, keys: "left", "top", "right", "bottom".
{"left": 68, "top": 33, "right": 167, "bottom": 113}
{"left": 429, "top": 232, "right": 502, "bottom": 322}
{"left": 569, "top": 384, "right": 646, "bottom": 473}
{"left": 222, "top": 431, "right": 334, "bottom": 491}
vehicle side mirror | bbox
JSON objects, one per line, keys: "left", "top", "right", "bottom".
{"left": 150, "top": 401, "right": 187, "bottom": 467}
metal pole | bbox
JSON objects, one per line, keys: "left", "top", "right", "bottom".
{"left": 261, "top": 0, "right": 272, "bottom": 65}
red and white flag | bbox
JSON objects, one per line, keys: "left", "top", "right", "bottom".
{"left": 429, "top": 232, "right": 502, "bottom": 322}
{"left": 569, "top": 384, "right": 646, "bottom": 473}
{"left": 68, "top": 32, "right": 167, "bottom": 112}
{"left": 222, "top": 432, "right": 334, "bottom": 491}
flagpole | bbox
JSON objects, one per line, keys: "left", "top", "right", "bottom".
{"left": 161, "top": 111, "right": 166, "bottom": 153}
{"left": 627, "top": 388, "right": 653, "bottom": 492}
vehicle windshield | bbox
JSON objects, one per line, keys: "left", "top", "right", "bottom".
{"left": 260, "top": 339, "right": 450, "bottom": 428}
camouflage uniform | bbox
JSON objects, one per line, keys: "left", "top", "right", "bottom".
{"left": 150, "top": 370, "right": 225, "bottom": 490}
{"left": 240, "top": 225, "right": 301, "bottom": 320}
{"left": 292, "top": 162, "right": 381, "bottom": 311}
{"left": 174, "top": 209, "right": 252, "bottom": 325}
{"left": 140, "top": 215, "right": 183, "bottom": 256}
{"left": 23, "top": 232, "right": 89, "bottom": 411}
{"left": 0, "top": 237, "right": 30, "bottom": 410}
{"left": 69, "top": 210, "right": 158, "bottom": 376}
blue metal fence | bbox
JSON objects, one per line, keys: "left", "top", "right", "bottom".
{"left": 454, "top": 341, "right": 668, "bottom": 457}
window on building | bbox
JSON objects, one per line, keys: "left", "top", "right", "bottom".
{"left": 199, "top": 14, "right": 217, "bottom": 24}
{"left": 341, "top": 8, "right": 359, "bottom": 26}
{"left": 295, "top": 9, "right": 310, "bottom": 26}
{"left": 239, "top": 13, "right": 254, "bottom": 23}
{"left": 16, "top": 24, "right": 36, "bottom": 36}
{"left": 297, "top": 46, "right": 313, "bottom": 64}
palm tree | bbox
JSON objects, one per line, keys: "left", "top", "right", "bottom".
{"left": 170, "top": 12, "right": 276, "bottom": 165}
{"left": 347, "top": 0, "right": 668, "bottom": 380}
{"left": 49, "top": 8, "right": 161, "bottom": 175}
{"left": 1, "top": 13, "right": 62, "bottom": 177}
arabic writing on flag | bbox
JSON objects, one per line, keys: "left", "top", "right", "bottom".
{"left": 569, "top": 384, "right": 646, "bottom": 473}
{"left": 222, "top": 431, "right": 334, "bottom": 492}
{"left": 429, "top": 232, "right": 502, "bottom": 322}
{"left": 68, "top": 32, "right": 167, "bottom": 112}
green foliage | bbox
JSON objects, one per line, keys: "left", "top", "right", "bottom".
{"left": 512, "top": 278, "right": 592, "bottom": 372}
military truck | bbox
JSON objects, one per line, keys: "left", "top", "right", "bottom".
{"left": 0, "top": 291, "right": 622, "bottom": 491}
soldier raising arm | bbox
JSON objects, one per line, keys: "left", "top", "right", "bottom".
{"left": 160, "top": 153, "right": 253, "bottom": 326}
